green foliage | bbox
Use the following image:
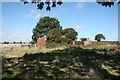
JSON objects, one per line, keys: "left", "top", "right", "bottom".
{"left": 30, "top": 41, "right": 36, "bottom": 44}
{"left": 3, "top": 41, "right": 9, "bottom": 44}
{"left": 3, "top": 41, "right": 7, "bottom": 44}
{"left": 97, "top": 0, "right": 120, "bottom": 7}
{"left": 76, "top": 41, "right": 82, "bottom": 45}
{"left": 80, "top": 38, "right": 89, "bottom": 42}
{"left": 32, "top": 16, "right": 62, "bottom": 42}
{"left": 2, "top": 44, "right": 120, "bottom": 79}
{"left": 63, "top": 28, "right": 78, "bottom": 44}
{"left": 61, "top": 38, "right": 69, "bottom": 44}
{"left": 20, "top": 42, "right": 22, "bottom": 44}
{"left": 22, "top": 0, "right": 120, "bottom": 11}
{"left": 21, "top": 0, "right": 63, "bottom": 11}
{"left": 46, "top": 28, "right": 62, "bottom": 43}
{"left": 45, "top": 42, "right": 68, "bottom": 48}
{"left": 2, "top": 42, "right": 120, "bottom": 79}
{"left": 13, "top": 42, "right": 16, "bottom": 44}
{"left": 95, "top": 34, "right": 105, "bottom": 42}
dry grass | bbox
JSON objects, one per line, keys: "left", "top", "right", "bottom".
{"left": 1, "top": 44, "right": 68, "bottom": 58}
{"left": 1, "top": 42, "right": 119, "bottom": 58}
{"left": 2, "top": 42, "right": 120, "bottom": 79}
{"left": 80, "top": 42, "right": 118, "bottom": 50}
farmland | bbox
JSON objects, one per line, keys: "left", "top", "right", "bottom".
{"left": 2, "top": 42, "right": 120, "bottom": 79}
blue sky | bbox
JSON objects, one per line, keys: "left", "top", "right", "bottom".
{"left": 1, "top": 2, "right": 118, "bottom": 42}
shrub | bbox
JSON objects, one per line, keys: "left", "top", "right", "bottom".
{"left": 46, "top": 42, "right": 69, "bottom": 48}
{"left": 30, "top": 41, "right": 36, "bottom": 44}
{"left": 76, "top": 41, "right": 82, "bottom": 45}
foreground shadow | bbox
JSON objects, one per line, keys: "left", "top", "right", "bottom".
{"left": 2, "top": 46, "right": 120, "bottom": 80}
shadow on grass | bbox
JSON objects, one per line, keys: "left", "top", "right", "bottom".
{"left": 2, "top": 46, "right": 120, "bottom": 80}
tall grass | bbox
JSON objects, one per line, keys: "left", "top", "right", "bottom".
{"left": 80, "top": 42, "right": 118, "bottom": 50}
{"left": 2, "top": 45, "right": 69, "bottom": 58}
{"left": 2, "top": 42, "right": 119, "bottom": 58}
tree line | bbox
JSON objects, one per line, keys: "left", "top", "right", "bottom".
{"left": 2, "top": 41, "right": 26, "bottom": 44}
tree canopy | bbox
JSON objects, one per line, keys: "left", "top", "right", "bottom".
{"left": 95, "top": 34, "right": 105, "bottom": 42}
{"left": 63, "top": 28, "right": 78, "bottom": 44}
{"left": 32, "top": 16, "right": 62, "bottom": 42}
{"left": 46, "top": 28, "right": 62, "bottom": 43}
{"left": 80, "top": 38, "right": 89, "bottom": 42}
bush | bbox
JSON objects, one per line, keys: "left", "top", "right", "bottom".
{"left": 63, "top": 28, "right": 78, "bottom": 44}
{"left": 3, "top": 41, "right": 9, "bottom": 44}
{"left": 30, "top": 41, "right": 36, "bottom": 44}
{"left": 46, "top": 42, "right": 69, "bottom": 48}
{"left": 80, "top": 38, "right": 88, "bottom": 42}
{"left": 13, "top": 42, "right": 16, "bottom": 44}
{"left": 20, "top": 42, "right": 22, "bottom": 44}
{"left": 76, "top": 41, "right": 82, "bottom": 45}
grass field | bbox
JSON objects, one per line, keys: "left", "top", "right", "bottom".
{"left": 2, "top": 42, "right": 120, "bottom": 79}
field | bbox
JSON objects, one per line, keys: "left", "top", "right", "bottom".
{"left": 1, "top": 42, "right": 120, "bottom": 79}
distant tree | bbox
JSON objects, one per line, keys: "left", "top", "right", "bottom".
{"left": 4, "top": 42, "right": 9, "bottom": 44}
{"left": 30, "top": 41, "right": 36, "bottom": 44}
{"left": 4, "top": 41, "right": 7, "bottom": 44}
{"left": 20, "top": 42, "right": 22, "bottom": 44}
{"left": 80, "top": 38, "right": 89, "bottom": 44}
{"left": 46, "top": 28, "right": 62, "bottom": 43}
{"left": 32, "top": 16, "right": 62, "bottom": 43}
{"left": 95, "top": 34, "right": 105, "bottom": 42}
{"left": 3, "top": 41, "right": 9, "bottom": 44}
{"left": 63, "top": 28, "right": 78, "bottom": 44}
{"left": 80, "top": 38, "right": 89, "bottom": 42}
{"left": 13, "top": 42, "right": 16, "bottom": 44}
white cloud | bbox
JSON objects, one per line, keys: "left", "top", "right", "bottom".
{"left": 44, "top": 14, "right": 48, "bottom": 16}
{"left": 24, "top": 14, "right": 32, "bottom": 17}
{"left": 3, "top": 27, "right": 8, "bottom": 31}
{"left": 0, "top": 20, "right": 5, "bottom": 23}
{"left": 114, "top": 18, "right": 118, "bottom": 23}
{"left": 18, "top": 30, "right": 27, "bottom": 35}
{"left": 108, "top": 30, "right": 112, "bottom": 33}
{"left": 25, "top": 10, "right": 43, "bottom": 19}
{"left": 76, "top": 3, "right": 83, "bottom": 9}
{"left": 2, "top": 30, "right": 30, "bottom": 42}
{"left": 0, "top": 32, "right": 2, "bottom": 41}
{"left": 75, "top": 25, "right": 85, "bottom": 30}
{"left": 35, "top": 13, "right": 42, "bottom": 19}
{"left": 31, "top": 10, "right": 36, "bottom": 14}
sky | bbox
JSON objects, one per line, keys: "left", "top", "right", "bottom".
{"left": 0, "top": 2, "right": 118, "bottom": 42}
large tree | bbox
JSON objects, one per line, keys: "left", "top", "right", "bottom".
{"left": 63, "top": 28, "right": 78, "bottom": 44}
{"left": 32, "top": 16, "right": 62, "bottom": 42}
{"left": 95, "top": 34, "right": 105, "bottom": 42}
